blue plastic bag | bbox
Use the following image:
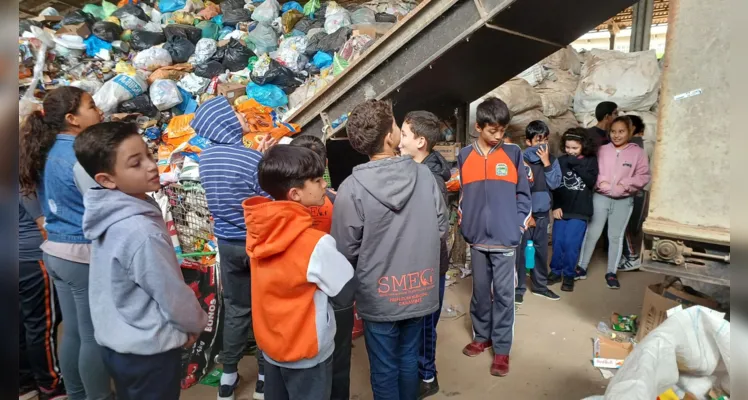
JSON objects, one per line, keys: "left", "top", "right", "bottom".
{"left": 176, "top": 87, "right": 199, "bottom": 114}
{"left": 160, "top": 0, "right": 187, "bottom": 13}
{"left": 84, "top": 36, "right": 113, "bottom": 57}
{"left": 246, "top": 82, "right": 288, "bottom": 107}
{"left": 218, "top": 25, "right": 235, "bottom": 40}
{"left": 312, "top": 51, "right": 333, "bottom": 69}
{"left": 281, "top": 1, "right": 304, "bottom": 13}
{"left": 211, "top": 14, "right": 224, "bottom": 26}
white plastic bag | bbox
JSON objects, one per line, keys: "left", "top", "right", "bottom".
{"left": 194, "top": 38, "right": 217, "bottom": 64}
{"left": 273, "top": 35, "right": 307, "bottom": 72}
{"left": 246, "top": 23, "right": 278, "bottom": 55}
{"left": 93, "top": 73, "right": 149, "bottom": 113}
{"left": 71, "top": 80, "right": 104, "bottom": 95}
{"left": 39, "top": 7, "right": 59, "bottom": 16}
{"left": 143, "top": 21, "right": 163, "bottom": 33}
{"left": 252, "top": 0, "right": 280, "bottom": 23}
{"left": 133, "top": 47, "right": 173, "bottom": 71}
{"left": 183, "top": 0, "right": 205, "bottom": 12}
{"left": 150, "top": 79, "right": 183, "bottom": 111}
{"left": 324, "top": 2, "right": 351, "bottom": 34}
{"left": 120, "top": 14, "right": 148, "bottom": 30}
{"left": 178, "top": 73, "right": 211, "bottom": 95}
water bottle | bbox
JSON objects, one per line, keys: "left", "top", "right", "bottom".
{"left": 525, "top": 240, "right": 535, "bottom": 271}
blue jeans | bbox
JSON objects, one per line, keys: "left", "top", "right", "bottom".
{"left": 418, "top": 274, "right": 446, "bottom": 381}
{"left": 550, "top": 218, "right": 587, "bottom": 277}
{"left": 363, "top": 317, "right": 424, "bottom": 400}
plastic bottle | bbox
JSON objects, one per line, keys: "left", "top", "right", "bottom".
{"left": 525, "top": 240, "right": 535, "bottom": 271}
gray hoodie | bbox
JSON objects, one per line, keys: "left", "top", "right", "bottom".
{"left": 83, "top": 188, "right": 207, "bottom": 355}
{"left": 331, "top": 156, "right": 449, "bottom": 322}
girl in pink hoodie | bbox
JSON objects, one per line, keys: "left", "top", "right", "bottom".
{"left": 576, "top": 116, "right": 650, "bottom": 289}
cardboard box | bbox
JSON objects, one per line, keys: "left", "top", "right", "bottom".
{"left": 662, "top": 286, "right": 719, "bottom": 310}
{"left": 217, "top": 83, "right": 246, "bottom": 101}
{"left": 55, "top": 23, "right": 91, "bottom": 38}
{"left": 592, "top": 335, "right": 633, "bottom": 369}
{"left": 433, "top": 142, "right": 461, "bottom": 162}
{"left": 636, "top": 283, "right": 718, "bottom": 341}
{"left": 30, "top": 15, "right": 63, "bottom": 22}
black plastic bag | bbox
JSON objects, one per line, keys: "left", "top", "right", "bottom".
{"left": 19, "top": 20, "right": 42, "bottom": 35}
{"left": 220, "top": 0, "right": 245, "bottom": 11}
{"left": 375, "top": 12, "right": 397, "bottom": 23}
{"left": 293, "top": 17, "right": 323, "bottom": 34}
{"left": 251, "top": 59, "right": 303, "bottom": 92}
{"left": 164, "top": 35, "right": 196, "bottom": 63}
{"left": 92, "top": 21, "right": 123, "bottom": 42}
{"left": 61, "top": 10, "right": 97, "bottom": 27}
{"left": 210, "top": 45, "right": 226, "bottom": 63}
{"left": 222, "top": 38, "right": 255, "bottom": 72}
{"left": 131, "top": 30, "right": 166, "bottom": 51}
{"left": 195, "top": 61, "right": 225, "bottom": 78}
{"left": 222, "top": 8, "right": 252, "bottom": 27}
{"left": 117, "top": 94, "right": 159, "bottom": 117}
{"left": 112, "top": 4, "right": 149, "bottom": 22}
{"left": 164, "top": 24, "right": 203, "bottom": 45}
{"left": 305, "top": 27, "right": 351, "bottom": 56}
{"left": 313, "top": 3, "right": 327, "bottom": 20}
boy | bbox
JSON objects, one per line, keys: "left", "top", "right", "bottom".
{"left": 75, "top": 122, "right": 208, "bottom": 399}
{"left": 242, "top": 145, "right": 357, "bottom": 400}
{"left": 191, "top": 96, "right": 273, "bottom": 400}
{"left": 515, "top": 121, "right": 562, "bottom": 304}
{"left": 589, "top": 101, "right": 618, "bottom": 148}
{"left": 457, "top": 97, "right": 532, "bottom": 377}
{"left": 289, "top": 135, "right": 352, "bottom": 400}
{"left": 331, "top": 100, "right": 449, "bottom": 400}
{"left": 397, "top": 110, "right": 450, "bottom": 399}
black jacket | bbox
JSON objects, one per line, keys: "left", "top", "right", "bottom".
{"left": 423, "top": 151, "right": 451, "bottom": 275}
{"left": 552, "top": 155, "right": 599, "bottom": 221}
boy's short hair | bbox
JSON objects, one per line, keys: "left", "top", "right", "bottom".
{"left": 258, "top": 145, "right": 325, "bottom": 201}
{"left": 595, "top": 101, "right": 618, "bottom": 121}
{"left": 290, "top": 135, "right": 326, "bottom": 162}
{"left": 628, "top": 114, "right": 645, "bottom": 135}
{"left": 476, "top": 97, "right": 511, "bottom": 128}
{"left": 525, "top": 120, "right": 550, "bottom": 141}
{"left": 74, "top": 122, "right": 140, "bottom": 177}
{"left": 404, "top": 111, "right": 442, "bottom": 152}
{"left": 346, "top": 100, "right": 395, "bottom": 156}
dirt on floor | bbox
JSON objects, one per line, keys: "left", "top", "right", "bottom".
{"left": 181, "top": 254, "right": 662, "bottom": 400}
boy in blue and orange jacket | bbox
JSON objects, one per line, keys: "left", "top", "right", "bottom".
{"left": 457, "top": 97, "right": 532, "bottom": 378}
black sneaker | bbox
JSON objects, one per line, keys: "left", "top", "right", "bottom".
{"left": 574, "top": 266, "right": 588, "bottom": 281}
{"left": 546, "top": 272, "right": 562, "bottom": 286}
{"left": 218, "top": 375, "right": 240, "bottom": 400}
{"left": 418, "top": 377, "right": 440, "bottom": 399}
{"left": 560, "top": 276, "right": 574, "bottom": 292}
{"left": 253, "top": 379, "right": 264, "bottom": 400}
{"left": 514, "top": 294, "right": 524, "bottom": 304}
{"left": 38, "top": 383, "right": 67, "bottom": 400}
{"left": 531, "top": 289, "right": 561, "bottom": 301}
{"left": 605, "top": 273, "right": 620, "bottom": 289}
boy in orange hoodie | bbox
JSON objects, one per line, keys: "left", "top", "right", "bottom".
{"left": 242, "top": 145, "right": 357, "bottom": 400}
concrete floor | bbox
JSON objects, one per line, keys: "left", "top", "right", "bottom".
{"left": 182, "top": 254, "right": 661, "bottom": 400}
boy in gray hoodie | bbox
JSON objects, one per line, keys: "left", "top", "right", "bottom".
{"left": 76, "top": 122, "right": 208, "bottom": 400}
{"left": 331, "top": 100, "right": 449, "bottom": 400}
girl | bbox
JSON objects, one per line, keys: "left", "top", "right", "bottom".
{"left": 576, "top": 116, "right": 651, "bottom": 289}
{"left": 19, "top": 87, "right": 114, "bottom": 400}
{"left": 548, "top": 128, "right": 599, "bottom": 292}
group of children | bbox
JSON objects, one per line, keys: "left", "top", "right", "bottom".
{"left": 18, "top": 85, "right": 650, "bottom": 400}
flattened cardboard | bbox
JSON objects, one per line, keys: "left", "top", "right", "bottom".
{"left": 592, "top": 335, "right": 633, "bottom": 369}
{"left": 55, "top": 23, "right": 91, "bottom": 38}
{"left": 662, "top": 286, "right": 719, "bottom": 310}
{"left": 31, "top": 15, "right": 64, "bottom": 22}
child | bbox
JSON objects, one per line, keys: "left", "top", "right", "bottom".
{"left": 576, "top": 116, "right": 650, "bottom": 289}
{"left": 515, "top": 121, "right": 562, "bottom": 304}
{"left": 331, "top": 100, "right": 448, "bottom": 400}
{"left": 588, "top": 101, "right": 619, "bottom": 148}
{"left": 191, "top": 96, "right": 273, "bottom": 400}
{"left": 549, "top": 128, "right": 599, "bottom": 292}
{"left": 242, "top": 145, "right": 357, "bottom": 400}
{"left": 75, "top": 122, "right": 208, "bottom": 399}
{"left": 19, "top": 86, "right": 114, "bottom": 400}
{"left": 397, "top": 110, "right": 450, "bottom": 398}
{"left": 458, "top": 97, "right": 531, "bottom": 377}
{"left": 289, "top": 135, "right": 352, "bottom": 400}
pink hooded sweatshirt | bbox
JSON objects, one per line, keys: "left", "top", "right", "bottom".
{"left": 596, "top": 142, "right": 650, "bottom": 198}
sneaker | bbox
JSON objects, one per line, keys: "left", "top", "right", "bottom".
{"left": 253, "top": 379, "right": 264, "bottom": 400}
{"left": 574, "top": 266, "right": 588, "bottom": 281}
{"left": 38, "top": 384, "right": 67, "bottom": 400}
{"left": 560, "top": 276, "right": 574, "bottom": 292}
{"left": 218, "top": 375, "right": 240, "bottom": 400}
{"left": 19, "top": 386, "right": 39, "bottom": 400}
{"left": 490, "top": 354, "right": 510, "bottom": 377}
{"left": 462, "top": 340, "right": 492, "bottom": 357}
{"left": 617, "top": 258, "right": 641, "bottom": 272}
{"left": 546, "top": 272, "right": 562, "bottom": 286}
{"left": 605, "top": 273, "right": 620, "bottom": 289}
{"left": 514, "top": 294, "right": 524, "bottom": 304}
{"left": 418, "top": 377, "right": 439, "bottom": 399}
{"left": 531, "top": 289, "right": 561, "bottom": 301}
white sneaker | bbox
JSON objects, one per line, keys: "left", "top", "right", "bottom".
{"left": 617, "top": 258, "right": 641, "bottom": 272}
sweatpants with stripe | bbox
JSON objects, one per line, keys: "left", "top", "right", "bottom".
{"left": 578, "top": 194, "right": 634, "bottom": 275}
{"left": 418, "top": 273, "right": 446, "bottom": 381}
{"left": 19, "top": 260, "right": 62, "bottom": 392}
{"left": 469, "top": 248, "right": 516, "bottom": 355}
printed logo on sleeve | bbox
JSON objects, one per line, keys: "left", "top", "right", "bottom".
{"left": 495, "top": 163, "right": 508, "bottom": 176}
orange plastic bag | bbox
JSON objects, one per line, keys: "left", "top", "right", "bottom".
{"left": 446, "top": 168, "right": 460, "bottom": 192}
{"left": 163, "top": 114, "right": 196, "bottom": 148}
{"left": 158, "top": 144, "right": 175, "bottom": 174}
{"left": 118, "top": 0, "right": 138, "bottom": 6}
{"left": 236, "top": 99, "right": 274, "bottom": 132}
{"left": 146, "top": 63, "right": 193, "bottom": 85}
{"left": 197, "top": 1, "right": 220, "bottom": 20}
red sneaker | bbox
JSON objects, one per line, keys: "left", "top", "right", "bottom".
{"left": 462, "top": 340, "right": 492, "bottom": 357}
{"left": 491, "top": 354, "right": 510, "bottom": 377}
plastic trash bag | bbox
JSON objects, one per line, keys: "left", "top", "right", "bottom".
{"left": 83, "top": 4, "right": 105, "bottom": 20}
{"left": 274, "top": 35, "right": 307, "bottom": 71}
{"left": 196, "top": 20, "right": 220, "bottom": 39}
{"left": 293, "top": 17, "right": 322, "bottom": 33}
{"left": 93, "top": 73, "right": 149, "bottom": 113}
{"left": 303, "top": 0, "right": 320, "bottom": 17}
{"left": 150, "top": 79, "right": 184, "bottom": 111}
{"left": 222, "top": 38, "right": 255, "bottom": 71}
{"left": 375, "top": 12, "right": 396, "bottom": 23}
{"left": 117, "top": 93, "right": 159, "bottom": 116}
{"left": 246, "top": 82, "right": 287, "bottom": 107}
{"left": 178, "top": 73, "right": 211, "bottom": 94}
{"left": 220, "top": 0, "right": 245, "bottom": 12}
{"left": 113, "top": 4, "right": 149, "bottom": 22}
{"left": 120, "top": 14, "right": 148, "bottom": 30}
{"left": 246, "top": 22, "right": 278, "bottom": 54}
{"left": 71, "top": 80, "right": 104, "bottom": 95}
{"left": 133, "top": 47, "right": 173, "bottom": 71}
{"left": 183, "top": 0, "right": 205, "bottom": 12}
{"left": 19, "top": 20, "right": 42, "bottom": 36}
{"left": 171, "top": 11, "right": 196, "bottom": 25}
{"left": 251, "top": 56, "right": 304, "bottom": 91}
{"left": 223, "top": 8, "right": 252, "bottom": 26}
{"left": 103, "top": 1, "right": 118, "bottom": 17}
{"left": 115, "top": 60, "right": 137, "bottom": 75}
{"left": 62, "top": 10, "right": 97, "bottom": 27}
{"left": 218, "top": 25, "right": 235, "bottom": 40}
{"left": 351, "top": 7, "right": 376, "bottom": 24}
{"left": 332, "top": 52, "right": 348, "bottom": 75}
{"left": 39, "top": 6, "right": 58, "bottom": 16}
{"left": 304, "top": 27, "right": 350, "bottom": 56}
{"left": 198, "top": 1, "right": 221, "bottom": 20}
{"left": 312, "top": 51, "right": 332, "bottom": 69}
{"left": 143, "top": 21, "right": 163, "bottom": 32}
{"left": 130, "top": 29, "right": 166, "bottom": 50}
{"left": 339, "top": 33, "right": 373, "bottom": 62}
{"left": 159, "top": 0, "right": 187, "bottom": 13}
{"left": 194, "top": 38, "right": 218, "bottom": 63}
{"left": 281, "top": 9, "right": 304, "bottom": 33}
{"left": 194, "top": 60, "right": 225, "bottom": 78}
{"left": 147, "top": 64, "right": 193, "bottom": 84}
{"left": 164, "top": 24, "right": 203, "bottom": 44}
{"left": 92, "top": 21, "right": 123, "bottom": 42}
{"left": 252, "top": 0, "right": 280, "bottom": 23}
{"left": 84, "top": 35, "right": 113, "bottom": 57}
{"left": 324, "top": 2, "right": 350, "bottom": 33}
{"left": 164, "top": 35, "right": 196, "bottom": 63}
{"left": 282, "top": 1, "right": 304, "bottom": 13}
